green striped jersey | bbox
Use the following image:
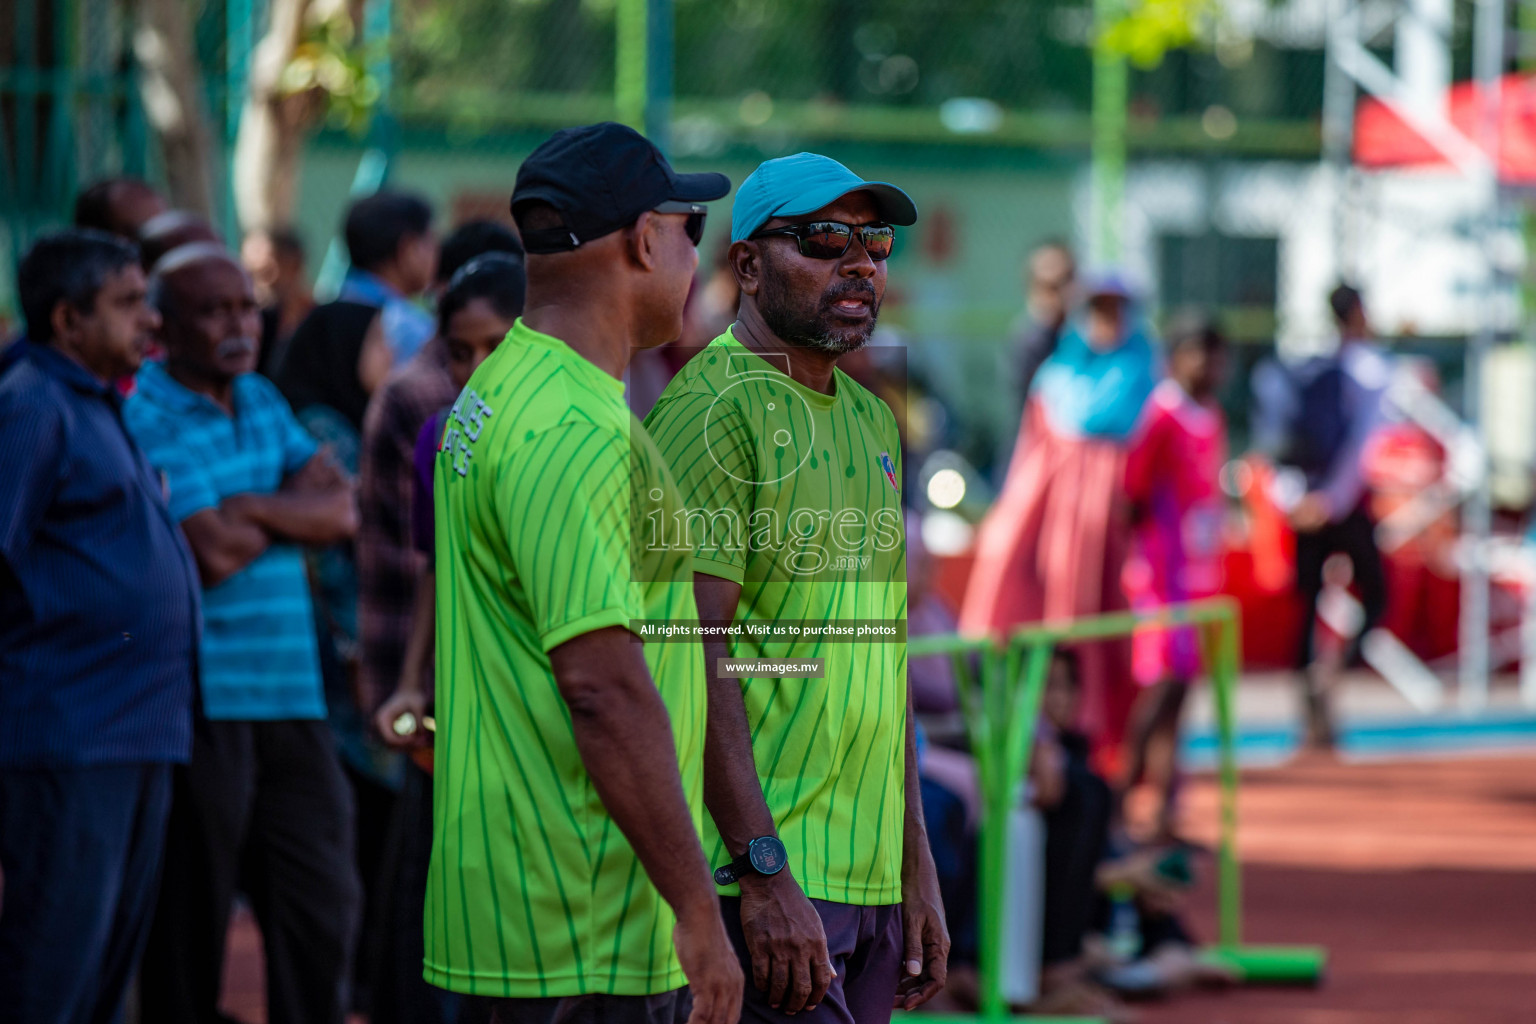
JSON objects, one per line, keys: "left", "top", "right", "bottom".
{"left": 643, "top": 331, "right": 908, "bottom": 906}
{"left": 425, "top": 319, "right": 707, "bottom": 997}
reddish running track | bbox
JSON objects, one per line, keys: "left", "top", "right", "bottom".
{"left": 219, "top": 752, "right": 1536, "bottom": 1023}
{"left": 1141, "top": 753, "right": 1536, "bottom": 1024}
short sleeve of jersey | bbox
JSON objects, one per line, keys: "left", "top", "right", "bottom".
{"left": 126, "top": 409, "right": 221, "bottom": 523}
{"left": 495, "top": 423, "right": 643, "bottom": 651}
{"left": 645, "top": 390, "right": 754, "bottom": 584}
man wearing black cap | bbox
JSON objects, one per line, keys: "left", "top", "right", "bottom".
{"left": 645, "top": 154, "right": 948, "bottom": 1023}
{"left": 422, "top": 123, "right": 742, "bottom": 1024}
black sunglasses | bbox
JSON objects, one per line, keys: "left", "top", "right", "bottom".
{"left": 653, "top": 201, "right": 707, "bottom": 246}
{"left": 750, "top": 221, "right": 896, "bottom": 262}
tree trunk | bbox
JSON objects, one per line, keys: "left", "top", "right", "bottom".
{"left": 232, "top": 0, "right": 317, "bottom": 232}
{"left": 132, "top": 0, "right": 216, "bottom": 218}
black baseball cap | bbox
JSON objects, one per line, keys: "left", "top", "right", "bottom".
{"left": 511, "top": 122, "right": 731, "bottom": 254}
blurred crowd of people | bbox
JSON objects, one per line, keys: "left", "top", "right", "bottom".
{"left": 0, "top": 176, "right": 532, "bottom": 1024}
{"left": 909, "top": 238, "right": 1390, "bottom": 1017}
{"left": 0, "top": 172, "right": 1390, "bottom": 1024}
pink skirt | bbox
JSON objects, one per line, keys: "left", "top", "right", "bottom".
{"left": 960, "top": 403, "right": 1136, "bottom": 753}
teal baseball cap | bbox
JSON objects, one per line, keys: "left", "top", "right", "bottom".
{"left": 730, "top": 153, "right": 918, "bottom": 243}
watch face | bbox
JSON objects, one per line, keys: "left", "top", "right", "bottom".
{"left": 749, "top": 836, "right": 787, "bottom": 876}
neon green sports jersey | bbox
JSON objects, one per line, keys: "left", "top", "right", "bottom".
{"left": 425, "top": 319, "right": 707, "bottom": 997}
{"left": 643, "top": 330, "right": 908, "bottom": 906}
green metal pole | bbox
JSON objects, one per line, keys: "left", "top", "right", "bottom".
{"left": 47, "top": 0, "right": 79, "bottom": 220}
{"left": 1210, "top": 613, "right": 1243, "bottom": 948}
{"left": 15, "top": 0, "right": 38, "bottom": 216}
{"left": 969, "top": 645, "right": 1004, "bottom": 1022}
{"left": 225, "top": 0, "right": 253, "bottom": 238}
{"left": 615, "top": 0, "right": 646, "bottom": 131}
{"left": 1091, "top": 0, "right": 1127, "bottom": 264}
{"left": 644, "top": 0, "right": 673, "bottom": 153}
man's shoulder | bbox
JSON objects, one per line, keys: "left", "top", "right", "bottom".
{"left": 0, "top": 348, "right": 61, "bottom": 409}
{"left": 835, "top": 368, "right": 899, "bottom": 433}
{"left": 647, "top": 339, "right": 754, "bottom": 426}
{"left": 122, "top": 369, "right": 182, "bottom": 436}
{"left": 233, "top": 370, "right": 287, "bottom": 407}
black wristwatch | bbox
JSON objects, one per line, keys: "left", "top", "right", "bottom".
{"left": 713, "top": 835, "right": 788, "bottom": 886}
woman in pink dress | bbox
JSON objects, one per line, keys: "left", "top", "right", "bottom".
{"left": 961, "top": 273, "right": 1158, "bottom": 767}
{"left": 1120, "top": 317, "right": 1228, "bottom": 838}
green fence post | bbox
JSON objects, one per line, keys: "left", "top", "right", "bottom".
{"left": 1211, "top": 605, "right": 1243, "bottom": 949}
{"left": 1090, "top": 0, "right": 1128, "bottom": 264}
{"left": 615, "top": 0, "right": 646, "bottom": 132}
{"left": 970, "top": 643, "right": 1008, "bottom": 1022}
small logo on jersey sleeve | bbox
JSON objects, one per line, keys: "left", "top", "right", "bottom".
{"left": 879, "top": 451, "right": 899, "bottom": 492}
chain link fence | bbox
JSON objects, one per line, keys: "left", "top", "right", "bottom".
{"left": 7, "top": 0, "right": 1501, "bottom": 477}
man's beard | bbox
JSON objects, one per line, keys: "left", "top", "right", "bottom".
{"left": 758, "top": 263, "right": 880, "bottom": 356}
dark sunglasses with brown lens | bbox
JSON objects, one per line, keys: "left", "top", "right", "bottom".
{"left": 751, "top": 221, "right": 896, "bottom": 261}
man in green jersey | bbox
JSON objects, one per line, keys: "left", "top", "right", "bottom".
{"left": 425, "top": 122, "right": 743, "bottom": 1024}
{"left": 644, "top": 154, "right": 949, "bottom": 1023}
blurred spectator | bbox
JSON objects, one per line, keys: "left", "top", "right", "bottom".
{"left": 1030, "top": 648, "right": 1125, "bottom": 1020}
{"left": 274, "top": 300, "right": 395, "bottom": 1018}
{"left": 138, "top": 210, "right": 223, "bottom": 271}
{"left": 1120, "top": 315, "right": 1229, "bottom": 838}
{"left": 243, "top": 226, "right": 316, "bottom": 377}
{"left": 277, "top": 302, "right": 393, "bottom": 437}
{"left": 1252, "top": 283, "right": 1389, "bottom": 747}
{"left": 73, "top": 177, "right": 168, "bottom": 239}
{"left": 432, "top": 218, "right": 524, "bottom": 297}
{"left": 357, "top": 243, "right": 523, "bottom": 720}
{"left": 1011, "top": 240, "right": 1076, "bottom": 407}
{"left": 961, "top": 272, "right": 1158, "bottom": 765}
{"left": 0, "top": 230, "right": 199, "bottom": 1024}
{"left": 340, "top": 190, "right": 438, "bottom": 360}
{"left": 128, "top": 244, "right": 362, "bottom": 1024}
{"left": 367, "top": 254, "right": 524, "bottom": 1024}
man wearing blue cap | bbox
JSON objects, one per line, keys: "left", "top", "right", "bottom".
{"left": 645, "top": 154, "right": 949, "bottom": 1022}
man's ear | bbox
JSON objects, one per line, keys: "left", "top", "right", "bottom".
{"left": 48, "top": 299, "right": 78, "bottom": 345}
{"left": 729, "top": 240, "right": 761, "bottom": 297}
{"left": 626, "top": 212, "right": 659, "bottom": 272}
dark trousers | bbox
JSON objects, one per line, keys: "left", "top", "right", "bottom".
{"left": 139, "top": 718, "right": 362, "bottom": 1024}
{"left": 1294, "top": 505, "right": 1389, "bottom": 669}
{"left": 375, "top": 764, "right": 493, "bottom": 1024}
{"left": 0, "top": 763, "right": 172, "bottom": 1024}
{"left": 1041, "top": 755, "right": 1112, "bottom": 966}
{"left": 720, "top": 896, "right": 903, "bottom": 1024}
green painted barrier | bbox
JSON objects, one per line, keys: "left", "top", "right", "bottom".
{"left": 908, "top": 597, "right": 1326, "bottom": 1021}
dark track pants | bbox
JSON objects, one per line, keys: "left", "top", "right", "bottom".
{"left": 138, "top": 718, "right": 361, "bottom": 1024}
{"left": 1294, "top": 505, "right": 1388, "bottom": 669}
{"left": 0, "top": 763, "right": 172, "bottom": 1024}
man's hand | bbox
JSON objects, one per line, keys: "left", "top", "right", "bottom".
{"left": 1289, "top": 491, "right": 1333, "bottom": 534}
{"left": 894, "top": 854, "right": 949, "bottom": 1011}
{"left": 674, "top": 901, "right": 745, "bottom": 1024}
{"left": 738, "top": 871, "right": 833, "bottom": 1014}
{"left": 374, "top": 687, "right": 431, "bottom": 749}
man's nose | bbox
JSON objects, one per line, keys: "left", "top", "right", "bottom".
{"left": 840, "top": 239, "right": 877, "bottom": 278}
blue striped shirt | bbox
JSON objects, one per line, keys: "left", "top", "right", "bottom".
{"left": 0, "top": 342, "right": 201, "bottom": 767}
{"left": 125, "top": 362, "right": 327, "bottom": 721}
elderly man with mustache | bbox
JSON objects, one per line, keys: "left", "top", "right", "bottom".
{"left": 124, "top": 242, "right": 363, "bottom": 1024}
